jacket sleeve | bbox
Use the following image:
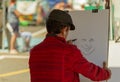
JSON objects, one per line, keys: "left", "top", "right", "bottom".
{"left": 66, "top": 46, "right": 110, "bottom": 81}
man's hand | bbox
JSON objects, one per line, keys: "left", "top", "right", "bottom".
{"left": 103, "top": 61, "right": 112, "bottom": 80}
{"left": 67, "top": 40, "right": 73, "bottom": 44}
{"left": 67, "top": 39, "right": 77, "bottom": 44}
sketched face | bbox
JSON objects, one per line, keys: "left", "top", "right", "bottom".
{"left": 79, "top": 38, "right": 95, "bottom": 56}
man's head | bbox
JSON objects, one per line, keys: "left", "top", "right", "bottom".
{"left": 46, "top": 9, "right": 75, "bottom": 38}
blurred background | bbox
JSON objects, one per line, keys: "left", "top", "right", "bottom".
{"left": 0, "top": 0, "right": 112, "bottom": 53}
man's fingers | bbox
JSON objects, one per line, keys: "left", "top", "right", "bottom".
{"left": 103, "top": 61, "right": 107, "bottom": 68}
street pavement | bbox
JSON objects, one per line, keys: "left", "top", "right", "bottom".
{"left": 0, "top": 56, "right": 30, "bottom": 82}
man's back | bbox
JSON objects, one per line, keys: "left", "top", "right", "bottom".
{"left": 29, "top": 36, "right": 71, "bottom": 82}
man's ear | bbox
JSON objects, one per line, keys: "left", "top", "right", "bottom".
{"left": 61, "top": 27, "right": 68, "bottom": 34}
{"left": 63, "top": 27, "right": 69, "bottom": 32}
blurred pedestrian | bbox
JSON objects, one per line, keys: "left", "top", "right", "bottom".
{"left": 53, "top": 1, "right": 66, "bottom": 10}
{"left": 48, "top": 0, "right": 68, "bottom": 10}
{"left": 20, "top": 31, "right": 32, "bottom": 52}
{"left": 7, "top": 0, "right": 23, "bottom": 54}
{"left": 29, "top": 9, "right": 111, "bottom": 82}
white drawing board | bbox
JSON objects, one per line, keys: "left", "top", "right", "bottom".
{"left": 67, "top": 10, "right": 109, "bottom": 82}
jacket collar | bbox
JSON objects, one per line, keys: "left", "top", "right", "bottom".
{"left": 46, "top": 33, "right": 66, "bottom": 43}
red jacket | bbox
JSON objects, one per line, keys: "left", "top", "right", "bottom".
{"left": 29, "top": 35, "right": 110, "bottom": 82}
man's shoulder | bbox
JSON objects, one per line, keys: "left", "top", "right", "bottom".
{"left": 64, "top": 43, "right": 79, "bottom": 52}
{"left": 30, "top": 43, "right": 41, "bottom": 52}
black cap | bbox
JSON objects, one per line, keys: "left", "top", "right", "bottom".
{"left": 48, "top": 9, "right": 75, "bottom": 30}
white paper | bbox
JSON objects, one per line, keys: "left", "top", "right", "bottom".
{"left": 67, "top": 10, "right": 109, "bottom": 82}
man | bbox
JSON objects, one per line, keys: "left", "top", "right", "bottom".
{"left": 29, "top": 9, "right": 111, "bottom": 82}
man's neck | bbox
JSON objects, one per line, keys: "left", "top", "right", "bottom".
{"left": 56, "top": 33, "right": 65, "bottom": 39}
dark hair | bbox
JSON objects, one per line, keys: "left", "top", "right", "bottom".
{"left": 46, "top": 18, "right": 70, "bottom": 34}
